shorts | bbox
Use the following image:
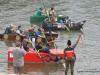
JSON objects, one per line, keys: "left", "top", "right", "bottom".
{"left": 14, "top": 66, "right": 24, "bottom": 74}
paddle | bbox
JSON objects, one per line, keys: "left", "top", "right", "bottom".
{"left": 64, "top": 25, "right": 70, "bottom": 32}
{"left": 24, "top": 31, "right": 41, "bottom": 58}
{"left": 53, "top": 6, "right": 58, "bottom": 15}
{"left": 40, "top": 28, "right": 49, "bottom": 43}
{"left": 43, "top": 3, "right": 47, "bottom": 15}
{"left": 31, "top": 40, "right": 41, "bottom": 58}
{"left": 49, "top": 29, "right": 57, "bottom": 50}
{"left": 23, "top": 31, "right": 29, "bottom": 39}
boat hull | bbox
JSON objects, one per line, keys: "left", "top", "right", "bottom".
{"left": 8, "top": 47, "right": 64, "bottom": 63}
{"left": 41, "top": 20, "right": 86, "bottom": 31}
{"left": 30, "top": 15, "right": 68, "bottom": 22}
{"left": 0, "top": 32, "right": 58, "bottom": 43}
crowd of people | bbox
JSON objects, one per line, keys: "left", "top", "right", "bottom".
{"left": 12, "top": 33, "right": 82, "bottom": 75}
{"left": 10, "top": 5, "right": 81, "bottom": 75}
{"left": 4, "top": 24, "right": 46, "bottom": 39}
{"left": 36, "top": 5, "right": 75, "bottom": 25}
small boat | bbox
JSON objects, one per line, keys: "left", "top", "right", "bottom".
{"left": 41, "top": 20, "right": 86, "bottom": 31}
{"left": 30, "top": 15, "right": 69, "bottom": 22}
{"left": 0, "top": 32, "right": 58, "bottom": 43}
{"left": 8, "top": 47, "right": 63, "bottom": 63}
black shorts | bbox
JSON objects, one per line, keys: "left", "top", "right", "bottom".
{"left": 14, "top": 66, "right": 24, "bottom": 74}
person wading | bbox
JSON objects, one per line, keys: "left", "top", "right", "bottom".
{"left": 63, "top": 34, "right": 82, "bottom": 75}
{"left": 12, "top": 42, "right": 26, "bottom": 75}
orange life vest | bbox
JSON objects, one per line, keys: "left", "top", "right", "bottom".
{"left": 64, "top": 47, "right": 75, "bottom": 57}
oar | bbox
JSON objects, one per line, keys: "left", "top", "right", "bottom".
{"left": 53, "top": 6, "right": 58, "bottom": 15}
{"left": 23, "top": 31, "right": 29, "bottom": 39}
{"left": 64, "top": 25, "right": 70, "bottom": 32}
{"left": 49, "top": 29, "right": 57, "bottom": 50}
{"left": 43, "top": 3, "right": 45, "bottom": 9}
{"left": 43, "top": 3, "right": 47, "bottom": 15}
{"left": 31, "top": 40, "right": 41, "bottom": 58}
{"left": 41, "top": 28, "right": 49, "bottom": 43}
{"left": 24, "top": 31, "right": 41, "bottom": 58}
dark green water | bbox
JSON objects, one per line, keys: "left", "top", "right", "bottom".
{"left": 0, "top": 0, "right": 100, "bottom": 75}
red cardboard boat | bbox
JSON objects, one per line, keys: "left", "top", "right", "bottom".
{"left": 8, "top": 47, "right": 64, "bottom": 63}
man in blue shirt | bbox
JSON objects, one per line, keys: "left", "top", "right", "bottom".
{"left": 35, "top": 28, "right": 45, "bottom": 38}
{"left": 43, "top": 43, "right": 58, "bottom": 55}
{"left": 60, "top": 17, "right": 67, "bottom": 24}
{"left": 22, "top": 39, "right": 37, "bottom": 52}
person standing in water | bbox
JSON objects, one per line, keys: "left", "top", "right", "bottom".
{"left": 63, "top": 34, "right": 82, "bottom": 75}
{"left": 12, "top": 42, "right": 26, "bottom": 75}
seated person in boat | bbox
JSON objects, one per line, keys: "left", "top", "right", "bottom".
{"left": 36, "top": 5, "right": 46, "bottom": 16}
{"left": 4, "top": 24, "right": 16, "bottom": 34}
{"left": 28, "top": 25, "right": 36, "bottom": 37}
{"left": 36, "top": 41, "right": 54, "bottom": 52}
{"left": 44, "top": 16, "right": 51, "bottom": 23}
{"left": 43, "top": 43, "right": 58, "bottom": 55}
{"left": 35, "top": 28, "right": 45, "bottom": 38}
{"left": 60, "top": 17, "right": 67, "bottom": 24}
{"left": 22, "top": 39, "right": 37, "bottom": 52}
{"left": 16, "top": 25, "right": 25, "bottom": 36}
{"left": 51, "top": 17, "right": 61, "bottom": 25}
{"left": 49, "top": 7, "right": 57, "bottom": 16}
{"left": 67, "top": 19, "right": 75, "bottom": 24}
{"left": 35, "top": 42, "right": 43, "bottom": 52}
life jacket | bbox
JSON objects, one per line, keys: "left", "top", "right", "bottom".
{"left": 5, "top": 27, "right": 12, "bottom": 34}
{"left": 17, "top": 29, "right": 23, "bottom": 33}
{"left": 38, "top": 49, "right": 41, "bottom": 52}
{"left": 17, "top": 29, "right": 23, "bottom": 35}
{"left": 28, "top": 29, "right": 34, "bottom": 36}
{"left": 64, "top": 47, "right": 75, "bottom": 57}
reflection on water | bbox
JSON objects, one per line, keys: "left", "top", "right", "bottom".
{"left": 8, "top": 63, "right": 64, "bottom": 75}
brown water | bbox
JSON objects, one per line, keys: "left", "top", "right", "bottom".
{"left": 0, "top": 0, "right": 100, "bottom": 75}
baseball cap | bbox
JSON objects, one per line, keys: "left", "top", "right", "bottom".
{"left": 16, "top": 42, "right": 21, "bottom": 47}
{"left": 46, "top": 43, "right": 51, "bottom": 47}
{"left": 23, "top": 39, "right": 28, "bottom": 42}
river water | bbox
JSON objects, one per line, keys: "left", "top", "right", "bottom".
{"left": 0, "top": 0, "right": 100, "bottom": 75}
